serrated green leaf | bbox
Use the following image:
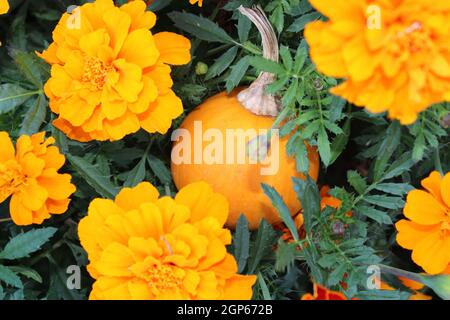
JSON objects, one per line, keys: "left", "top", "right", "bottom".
{"left": 257, "top": 273, "right": 272, "bottom": 300}
{"left": 233, "top": 215, "right": 250, "bottom": 273}
{"left": 262, "top": 184, "right": 298, "bottom": 241}
{"left": 67, "top": 154, "right": 119, "bottom": 198}
{"left": 364, "top": 195, "right": 404, "bottom": 210}
{"left": 328, "top": 263, "right": 347, "bottom": 286}
{"left": 147, "top": 155, "right": 172, "bottom": 186}
{"left": 226, "top": 56, "right": 250, "bottom": 92}
{"left": 292, "top": 176, "right": 320, "bottom": 234}
{"left": 168, "top": 12, "right": 236, "bottom": 44}
{"left": 0, "top": 84, "right": 37, "bottom": 114}
{"left": 248, "top": 56, "right": 285, "bottom": 75}
{"left": 373, "top": 183, "right": 414, "bottom": 196}
{"left": 248, "top": 220, "right": 276, "bottom": 274}
{"left": 287, "top": 12, "right": 321, "bottom": 32}
{"left": 20, "top": 94, "right": 47, "bottom": 135}
{"left": 357, "top": 205, "right": 393, "bottom": 224}
{"left": 0, "top": 227, "right": 57, "bottom": 260}
{"left": 317, "top": 126, "right": 331, "bottom": 166}
{"left": 124, "top": 156, "right": 146, "bottom": 188}
{"left": 205, "top": 46, "right": 238, "bottom": 80}
{"left": 0, "top": 265, "right": 22, "bottom": 288}
{"left": 347, "top": 170, "right": 367, "bottom": 194}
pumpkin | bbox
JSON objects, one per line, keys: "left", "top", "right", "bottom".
{"left": 171, "top": 6, "right": 320, "bottom": 229}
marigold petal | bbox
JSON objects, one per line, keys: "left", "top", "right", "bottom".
{"left": 411, "top": 230, "right": 450, "bottom": 274}
{"left": 115, "top": 182, "right": 160, "bottom": 211}
{"left": 404, "top": 190, "right": 447, "bottom": 225}
{"left": 153, "top": 32, "right": 191, "bottom": 66}
{"left": 175, "top": 181, "right": 228, "bottom": 226}
{"left": 0, "top": 132, "right": 15, "bottom": 162}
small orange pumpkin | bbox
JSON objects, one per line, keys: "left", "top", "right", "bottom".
{"left": 171, "top": 6, "right": 319, "bottom": 229}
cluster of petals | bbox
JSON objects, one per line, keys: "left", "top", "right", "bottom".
{"left": 305, "top": 0, "right": 450, "bottom": 124}
{"left": 38, "top": 0, "right": 191, "bottom": 142}
{"left": 78, "top": 181, "right": 256, "bottom": 300}
{"left": 0, "top": 132, "right": 75, "bottom": 225}
{"left": 396, "top": 171, "right": 450, "bottom": 275}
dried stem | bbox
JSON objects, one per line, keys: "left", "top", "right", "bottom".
{"left": 237, "top": 6, "right": 281, "bottom": 116}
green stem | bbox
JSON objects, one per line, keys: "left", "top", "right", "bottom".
{"left": 0, "top": 218, "right": 12, "bottom": 223}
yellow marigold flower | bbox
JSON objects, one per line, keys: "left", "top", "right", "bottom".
{"left": 0, "top": 132, "right": 76, "bottom": 226}
{"left": 78, "top": 181, "right": 257, "bottom": 300}
{"left": 396, "top": 171, "right": 450, "bottom": 275}
{"left": 190, "top": 0, "right": 203, "bottom": 6}
{"left": 0, "top": 0, "right": 8, "bottom": 15}
{"left": 305, "top": 0, "right": 450, "bottom": 124}
{"left": 38, "top": 0, "right": 191, "bottom": 142}
{"left": 130, "top": 0, "right": 203, "bottom": 6}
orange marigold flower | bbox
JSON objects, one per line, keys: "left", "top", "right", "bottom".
{"left": 0, "top": 0, "right": 8, "bottom": 15}
{"left": 78, "top": 181, "right": 257, "bottom": 300}
{"left": 305, "top": 0, "right": 450, "bottom": 124}
{"left": 0, "top": 132, "right": 76, "bottom": 226}
{"left": 301, "top": 283, "right": 348, "bottom": 300}
{"left": 129, "top": 0, "right": 203, "bottom": 7}
{"left": 395, "top": 171, "right": 450, "bottom": 275}
{"left": 38, "top": 0, "right": 191, "bottom": 142}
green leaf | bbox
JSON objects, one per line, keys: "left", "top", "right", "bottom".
{"left": 0, "top": 227, "right": 57, "bottom": 260}
{"left": 292, "top": 176, "right": 320, "bottom": 234}
{"left": 10, "top": 49, "right": 47, "bottom": 88}
{"left": 67, "top": 154, "right": 119, "bottom": 199}
{"left": 330, "top": 117, "right": 350, "bottom": 165}
{"left": 147, "top": 155, "right": 172, "bottom": 186}
{"left": 280, "top": 46, "right": 293, "bottom": 71}
{"left": 317, "top": 254, "right": 338, "bottom": 268}
{"left": 270, "top": 5, "right": 284, "bottom": 34}
{"left": 124, "top": 157, "right": 147, "bottom": 188}
{"left": 20, "top": 94, "right": 47, "bottom": 135}
{"left": 373, "top": 183, "right": 414, "bottom": 196}
{"left": 373, "top": 122, "right": 401, "bottom": 181}
{"left": 205, "top": 46, "right": 238, "bottom": 80}
{"left": 257, "top": 273, "right": 272, "bottom": 300}
{"left": 248, "top": 220, "right": 276, "bottom": 274}
{"left": 364, "top": 195, "right": 404, "bottom": 210}
{"left": 248, "top": 56, "right": 285, "bottom": 75}
{"left": 237, "top": 12, "right": 252, "bottom": 42}
{"left": 287, "top": 12, "right": 321, "bottom": 32}
{"left": 412, "top": 132, "right": 426, "bottom": 161}
{"left": 0, "top": 84, "right": 37, "bottom": 114}
{"left": 347, "top": 170, "right": 367, "bottom": 194}
{"left": 226, "top": 56, "right": 250, "bottom": 92}
{"left": 382, "top": 152, "right": 415, "bottom": 181}
{"left": 282, "top": 78, "right": 298, "bottom": 107}
{"left": 168, "top": 12, "right": 236, "bottom": 44}
{"left": 8, "top": 266, "right": 42, "bottom": 284}
{"left": 328, "top": 262, "right": 347, "bottom": 286}
{"left": 317, "top": 126, "right": 331, "bottom": 166}
{"left": 262, "top": 184, "right": 298, "bottom": 241}
{"left": 357, "top": 205, "right": 393, "bottom": 225}
{"left": 275, "top": 239, "right": 298, "bottom": 272}
{"left": 0, "top": 265, "right": 22, "bottom": 288}
{"left": 233, "top": 215, "right": 250, "bottom": 273}
{"left": 293, "top": 45, "right": 307, "bottom": 74}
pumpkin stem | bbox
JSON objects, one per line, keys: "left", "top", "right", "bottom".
{"left": 237, "top": 5, "right": 281, "bottom": 117}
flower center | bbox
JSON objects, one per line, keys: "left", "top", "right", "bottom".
{"left": 387, "top": 21, "right": 433, "bottom": 58}
{"left": 145, "top": 264, "right": 183, "bottom": 291}
{"left": 0, "top": 162, "right": 26, "bottom": 196}
{"left": 81, "top": 57, "right": 114, "bottom": 90}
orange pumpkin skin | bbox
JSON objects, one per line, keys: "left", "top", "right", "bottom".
{"left": 171, "top": 90, "right": 320, "bottom": 230}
